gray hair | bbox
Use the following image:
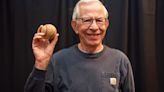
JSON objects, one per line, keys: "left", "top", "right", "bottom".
{"left": 72, "top": 0, "right": 109, "bottom": 20}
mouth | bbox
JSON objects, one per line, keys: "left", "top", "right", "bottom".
{"left": 88, "top": 33, "right": 100, "bottom": 36}
{"left": 86, "top": 33, "right": 101, "bottom": 40}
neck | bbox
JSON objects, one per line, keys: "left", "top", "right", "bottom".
{"left": 78, "top": 43, "right": 104, "bottom": 54}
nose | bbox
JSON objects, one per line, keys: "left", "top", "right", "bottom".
{"left": 89, "top": 20, "right": 99, "bottom": 30}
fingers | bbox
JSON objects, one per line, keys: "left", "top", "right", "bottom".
{"left": 32, "top": 32, "right": 45, "bottom": 42}
{"left": 33, "top": 32, "right": 45, "bottom": 39}
{"left": 34, "top": 25, "right": 46, "bottom": 42}
{"left": 37, "top": 25, "right": 43, "bottom": 33}
{"left": 32, "top": 32, "right": 46, "bottom": 46}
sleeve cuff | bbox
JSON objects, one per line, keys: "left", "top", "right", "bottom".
{"left": 30, "top": 67, "right": 47, "bottom": 80}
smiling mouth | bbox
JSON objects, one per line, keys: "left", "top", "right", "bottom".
{"left": 87, "top": 34, "right": 101, "bottom": 39}
{"left": 87, "top": 33, "right": 101, "bottom": 36}
{"left": 88, "top": 32, "right": 100, "bottom": 35}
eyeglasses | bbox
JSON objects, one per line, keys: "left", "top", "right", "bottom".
{"left": 76, "top": 17, "right": 107, "bottom": 27}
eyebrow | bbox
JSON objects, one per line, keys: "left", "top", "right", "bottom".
{"left": 77, "top": 17, "right": 106, "bottom": 19}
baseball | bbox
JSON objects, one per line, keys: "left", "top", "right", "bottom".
{"left": 41, "top": 24, "right": 57, "bottom": 41}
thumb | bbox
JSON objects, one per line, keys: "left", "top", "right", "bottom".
{"left": 50, "top": 33, "right": 59, "bottom": 48}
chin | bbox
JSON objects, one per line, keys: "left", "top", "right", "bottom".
{"left": 86, "top": 41, "right": 101, "bottom": 47}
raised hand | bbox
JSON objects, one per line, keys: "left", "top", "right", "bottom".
{"left": 32, "top": 24, "right": 59, "bottom": 70}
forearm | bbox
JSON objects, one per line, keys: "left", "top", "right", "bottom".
{"left": 24, "top": 68, "right": 53, "bottom": 92}
{"left": 122, "top": 63, "right": 135, "bottom": 92}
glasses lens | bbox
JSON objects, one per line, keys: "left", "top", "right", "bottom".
{"left": 77, "top": 17, "right": 106, "bottom": 27}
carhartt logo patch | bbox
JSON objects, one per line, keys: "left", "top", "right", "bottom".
{"left": 110, "top": 78, "right": 117, "bottom": 85}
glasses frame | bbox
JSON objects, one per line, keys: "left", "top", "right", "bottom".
{"left": 76, "top": 17, "right": 108, "bottom": 27}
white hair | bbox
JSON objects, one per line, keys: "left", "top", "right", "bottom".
{"left": 72, "top": 0, "right": 109, "bottom": 20}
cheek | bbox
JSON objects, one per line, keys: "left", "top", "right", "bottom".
{"left": 76, "top": 26, "right": 88, "bottom": 34}
{"left": 101, "top": 26, "right": 107, "bottom": 34}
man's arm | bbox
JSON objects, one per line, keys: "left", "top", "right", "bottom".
{"left": 119, "top": 53, "right": 135, "bottom": 92}
{"left": 122, "top": 62, "right": 135, "bottom": 92}
{"left": 24, "top": 24, "right": 59, "bottom": 92}
{"left": 24, "top": 68, "right": 53, "bottom": 92}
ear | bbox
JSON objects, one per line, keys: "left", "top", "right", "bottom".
{"left": 105, "top": 19, "right": 109, "bottom": 28}
{"left": 71, "top": 20, "right": 78, "bottom": 34}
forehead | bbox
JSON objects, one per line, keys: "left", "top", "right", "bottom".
{"left": 79, "top": 2, "right": 105, "bottom": 17}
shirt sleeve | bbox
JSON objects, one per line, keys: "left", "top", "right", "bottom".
{"left": 24, "top": 56, "right": 60, "bottom": 92}
{"left": 119, "top": 53, "right": 135, "bottom": 92}
{"left": 24, "top": 67, "right": 54, "bottom": 92}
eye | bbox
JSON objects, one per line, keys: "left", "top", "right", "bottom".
{"left": 96, "top": 18, "right": 104, "bottom": 23}
{"left": 83, "top": 18, "right": 92, "bottom": 23}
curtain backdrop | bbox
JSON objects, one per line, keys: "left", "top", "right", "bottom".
{"left": 0, "top": 0, "right": 164, "bottom": 92}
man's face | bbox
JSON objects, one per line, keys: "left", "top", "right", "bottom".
{"left": 72, "top": 2, "right": 109, "bottom": 47}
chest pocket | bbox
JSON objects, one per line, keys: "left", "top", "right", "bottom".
{"left": 101, "top": 72, "right": 120, "bottom": 92}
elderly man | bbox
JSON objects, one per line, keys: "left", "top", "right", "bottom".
{"left": 24, "top": 0, "right": 135, "bottom": 92}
